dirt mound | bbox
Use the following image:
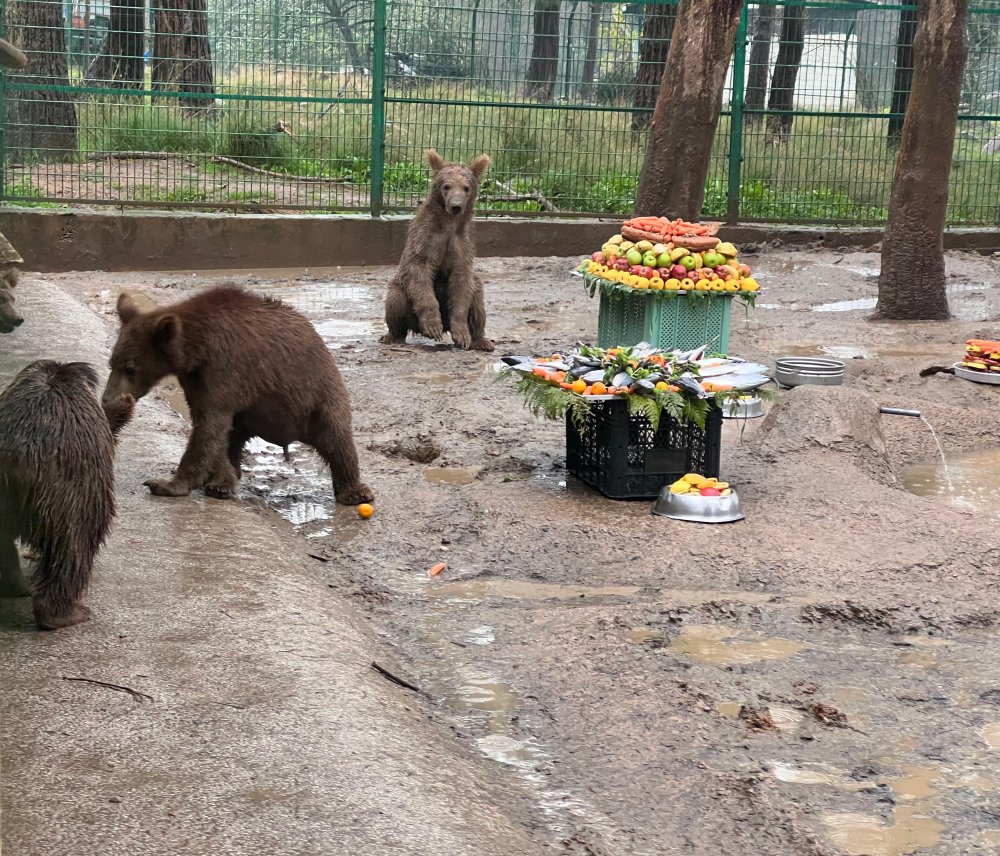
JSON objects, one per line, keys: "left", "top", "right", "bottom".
{"left": 749, "top": 386, "right": 896, "bottom": 485}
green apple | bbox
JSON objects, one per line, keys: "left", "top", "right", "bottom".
{"left": 656, "top": 251, "right": 672, "bottom": 268}
{"left": 679, "top": 255, "right": 697, "bottom": 271}
{"left": 642, "top": 252, "right": 659, "bottom": 268}
{"left": 626, "top": 248, "right": 644, "bottom": 266}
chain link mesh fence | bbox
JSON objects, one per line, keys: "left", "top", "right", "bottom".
{"left": 1, "top": 0, "right": 998, "bottom": 224}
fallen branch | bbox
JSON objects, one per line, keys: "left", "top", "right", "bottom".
{"left": 370, "top": 661, "right": 420, "bottom": 693}
{"left": 86, "top": 151, "right": 354, "bottom": 184}
{"left": 62, "top": 676, "right": 153, "bottom": 702}
{"left": 490, "top": 178, "right": 558, "bottom": 213}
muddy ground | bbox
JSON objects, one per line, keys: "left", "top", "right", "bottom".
{"left": 43, "top": 248, "right": 1000, "bottom": 855}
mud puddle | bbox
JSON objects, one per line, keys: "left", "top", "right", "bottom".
{"left": 780, "top": 344, "right": 947, "bottom": 360}
{"left": 812, "top": 282, "right": 999, "bottom": 320}
{"left": 429, "top": 578, "right": 642, "bottom": 603}
{"left": 424, "top": 467, "right": 478, "bottom": 486}
{"left": 666, "top": 624, "right": 807, "bottom": 665}
{"left": 902, "top": 448, "right": 1000, "bottom": 518}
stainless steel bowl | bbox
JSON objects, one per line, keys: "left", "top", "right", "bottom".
{"left": 773, "top": 357, "right": 845, "bottom": 388}
{"left": 651, "top": 488, "right": 745, "bottom": 523}
{"left": 722, "top": 396, "right": 765, "bottom": 419}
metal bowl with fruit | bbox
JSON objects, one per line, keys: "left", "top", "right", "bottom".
{"left": 652, "top": 473, "right": 745, "bottom": 523}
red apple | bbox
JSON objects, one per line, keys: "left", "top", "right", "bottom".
{"left": 658, "top": 268, "right": 672, "bottom": 279}
{"left": 700, "top": 487, "right": 722, "bottom": 496}
{"left": 592, "top": 252, "right": 604, "bottom": 263}
{"left": 670, "top": 264, "right": 687, "bottom": 279}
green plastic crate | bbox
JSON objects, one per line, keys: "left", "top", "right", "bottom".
{"left": 596, "top": 288, "right": 733, "bottom": 352}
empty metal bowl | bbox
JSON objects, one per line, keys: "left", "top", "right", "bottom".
{"left": 722, "top": 396, "right": 765, "bottom": 419}
{"left": 651, "top": 488, "right": 745, "bottom": 523}
{"left": 774, "top": 356, "right": 845, "bottom": 388}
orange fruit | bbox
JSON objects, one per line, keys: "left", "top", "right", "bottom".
{"left": 357, "top": 503, "right": 374, "bottom": 519}
{"left": 591, "top": 382, "right": 608, "bottom": 395}
{"left": 570, "top": 379, "right": 587, "bottom": 394}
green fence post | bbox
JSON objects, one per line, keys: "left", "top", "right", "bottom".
{"left": 0, "top": 0, "right": 7, "bottom": 203}
{"left": 370, "top": 0, "right": 387, "bottom": 217}
{"left": 726, "top": 1, "right": 749, "bottom": 225}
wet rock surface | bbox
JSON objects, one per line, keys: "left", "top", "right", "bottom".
{"left": 16, "top": 248, "right": 1000, "bottom": 854}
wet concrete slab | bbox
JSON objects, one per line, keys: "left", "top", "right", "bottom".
{"left": 0, "top": 281, "right": 542, "bottom": 855}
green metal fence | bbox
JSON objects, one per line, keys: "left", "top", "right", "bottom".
{"left": 1, "top": 0, "right": 1000, "bottom": 224}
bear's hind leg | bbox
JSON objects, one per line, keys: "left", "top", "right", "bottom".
{"left": 380, "top": 285, "right": 413, "bottom": 345}
{"left": 468, "top": 279, "right": 494, "bottom": 352}
{"left": 146, "top": 411, "right": 234, "bottom": 497}
{"left": 31, "top": 537, "right": 93, "bottom": 630}
{"left": 306, "top": 401, "right": 374, "bottom": 506}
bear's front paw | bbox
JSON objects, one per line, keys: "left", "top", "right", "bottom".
{"left": 143, "top": 478, "right": 191, "bottom": 497}
{"left": 204, "top": 483, "right": 236, "bottom": 500}
{"left": 419, "top": 318, "right": 445, "bottom": 342}
{"left": 472, "top": 337, "right": 495, "bottom": 352}
{"left": 451, "top": 327, "right": 472, "bottom": 349}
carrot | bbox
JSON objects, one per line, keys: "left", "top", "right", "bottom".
{"left": 429, "top": 562, "right": 447, "bottom": 577}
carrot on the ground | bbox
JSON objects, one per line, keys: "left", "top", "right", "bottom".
{"left": 429, "top": 562, "right": 447, "bottom": 577}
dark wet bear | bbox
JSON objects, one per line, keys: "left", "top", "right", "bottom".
{"left": 102, "top": 286, "right": 374, "bottom": 505}
{"left": 0, "top": 268, "right": 23, "bottom": 333}
{"left": 0, "top": 361, "right": 134, "bottom": 630}
{"left": 381, "top": 149, "right": 493, "bottom": 351}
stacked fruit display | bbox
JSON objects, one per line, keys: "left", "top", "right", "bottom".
{"left": 581, "top": 217, "right": 759, "bottom": 296}
{"left": 961, "top": 339, "right": 1000, "bottom": 374}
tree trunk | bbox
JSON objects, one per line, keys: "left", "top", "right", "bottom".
{"left": 322, "top": 0, "right": 365, "bottom": 68}
{"left": 524, "top": 0, "right": 560, "bottom": 102}
{"left": 5, "top": 0, "right": 78, "bottom": 162}
{"left": 579, "top": 2, "right": 601, "bottom": 99}
{"left": 855, "top": 5, "right": 897, "bottom": 110}
{"left": 631, "top": 3, "right": 676, "bottom": 133}
{"left": 85, "top": 0, "right": 145, "bottom": 87}
{"left": 765, "top": 4, "right": 805, "bottom": 142}
{"left": 152, "top": 0, "right": 215, "bottom": 111}
{"left": 745, "top": 4, "right": 776, "bottom": 124}
{"left": 875, "top": 0, "right": 968, "bottom": 321}
{"left": 634, "top": 0, "right": 743, "bottom": 218}
{"left": 887, "top": 7, "right": 917, "bottom": 144}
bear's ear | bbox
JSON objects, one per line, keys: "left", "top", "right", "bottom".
{"left": 425, "top": 149, "right": 446, "bottom": 173}
{"left": 470, "top": 154, "right": 491, "bottom": 181}
{"left": 117, "top": 293, "right": 143, "bottom": 324}
{"left": 153, "top": 313, "right": 181, "bottom": 356}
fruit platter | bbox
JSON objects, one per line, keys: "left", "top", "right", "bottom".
{"left": 579, "top": 217, "right": 760, "bottom": 302}
{"left": 497, "top": 342, "right": 771, "bottom": 431}
{"left": 954, "top": 339, "right": 1000, "bottom": 385}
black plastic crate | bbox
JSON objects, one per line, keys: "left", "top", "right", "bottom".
{"left": 565, "top": 400, "right": 722, "bottom": 500}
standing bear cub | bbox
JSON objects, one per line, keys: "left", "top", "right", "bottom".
{"left": 0, "top": 361, "right": 134, "bottom": 630}
{"left": 103, "top": 286, "right": 374, "bottom": 505}
{"left": 381, "top": 149, "right": 494, "bottom": 351}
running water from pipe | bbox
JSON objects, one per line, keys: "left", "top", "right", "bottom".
{"left": 879, "top": 407, "right": 954, "bottom": 495}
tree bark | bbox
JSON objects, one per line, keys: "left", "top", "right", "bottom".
{"left": 85, "top": 0, "right": 145, "bottom": 88}
{"left": 634, "top": 0, "right": 743, "bottom": 218}
{"left": 875, "top": 0, "right": 968, "bottom": 321}
{"left": 631, "top": 3, "right": 676, "bottom": 132}
{"left": 765, "top": 4, "right": 805, "bottom": 142}
{"left": 745, "top": 4, "right": 776, "bottom": 124}
{"left": 321, "top": 0, "right": 365, "bottom": 68}
{"left": 524, "top": 0, "right": 560, "bottom": 102}
{"left": 5, "top": 0, "right": 78, "bottom": 162}
{"left": 152, "top": 0, "right": 215, "bottom": 111}
{"left": 887, "top": 7, "right": 917, "bottom": 144}
{"left": 579, "top": 2, "right": 601, "bottom": 99}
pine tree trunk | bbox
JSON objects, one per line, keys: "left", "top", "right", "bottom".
{"left": 579, "top": 2, "right": 601, "bottom": 100}
{"left": 152, "top": 0, "right": 215, "bottom": 111}
{"left": 524, "top": 0, "right": 560, "bottom": 102}
{"left": 765, "top": 4, "right": 805, "bottom": 142}
{"left": 85, "top": 0, "right": 145, "bottom": 88}
{"left": 5, "top": 0, "right": 78, "bottom": 163}
{"left": 634, "top": 0, "right": 743, "bottom": 218}
{"left": 631, "top": 3, "right": 676, "bottom": 133}
{"left": 745, "top": 5, "right": 776, "bottom": 124}
{"left": 887, "top": 7, "right": 917, "bottom": 145}
{"left": 875, "top": 0, "right": 968, "bottom": 321}
{"left": 321, "top": 0, "right": 365, "bottom": 69}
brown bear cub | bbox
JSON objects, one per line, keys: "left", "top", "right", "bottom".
{"left": 0, "top": 361, "right": 135, "bottom": 630}
{"left": 102, "top": 286, "right": 374, "bottom": 506}
{"left": 381, "top": 149, "right": 494, "bottom": 351}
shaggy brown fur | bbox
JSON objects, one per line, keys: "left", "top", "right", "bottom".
{"left": 381, "top": 149, "right": 494, "bottom": 351}
{"left": 0, "top": 361, "right": 135, "bottom": 630}
{"left": 0, "top": 268, "right": 23, "bottom": 333}
{"left": 102, "top": 286, "right": 374, "bottom": 505}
